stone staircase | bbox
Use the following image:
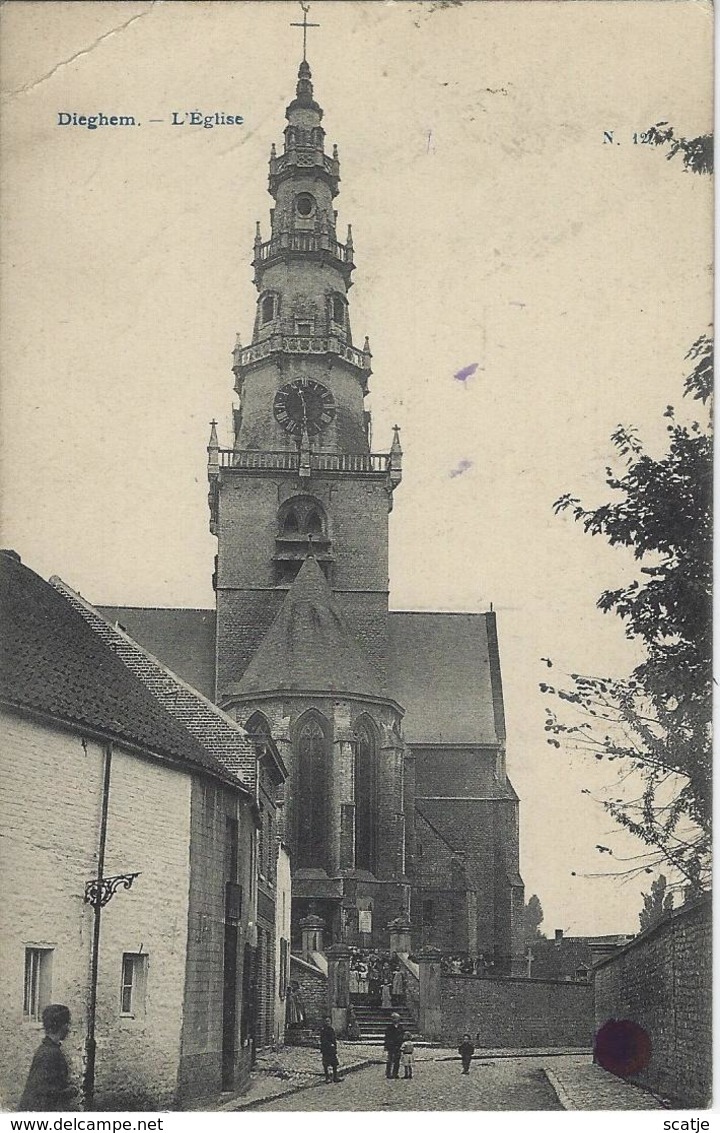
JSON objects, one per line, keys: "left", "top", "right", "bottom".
{"left": 349, "top": 1003, "right": 428, "bottom": 1046}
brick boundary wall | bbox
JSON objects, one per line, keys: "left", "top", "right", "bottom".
{"left": 593, "top": 895, "right": 711, "bottom": 1107}
{"left": 437, "top": 974, "right": 594, "bottom": 1048}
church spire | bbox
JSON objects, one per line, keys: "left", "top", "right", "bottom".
{"left": 228, "top": 24, "right": 385, "bottom": 462}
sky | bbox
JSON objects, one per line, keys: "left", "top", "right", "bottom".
{"left": 0, "top": 0, "right": 712, "bottom": 936}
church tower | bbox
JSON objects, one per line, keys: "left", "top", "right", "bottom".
{"left": 208, "top": 54, "right": 410, "bottom": 947}
{"left": 208, "top": 57, "right": 402, "bottom": 693}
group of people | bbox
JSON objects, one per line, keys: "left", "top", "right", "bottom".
{"left": 285, "top": 980, "right": 306, "bottom": 1030}
{"left": 382, "top": 1012, "right": 415, "bottom": 1079}
{"left": 19, "top": 1001, "right": 478, "bottom": 1111}
{"left": 348, "top": 949, "right": 406, "bottom": 1008}
{"left": 439, "top": 953, "right": 496, "bottom": 977}
{"left": 319, "top": 1014, "right": 478, "bottom": 1085}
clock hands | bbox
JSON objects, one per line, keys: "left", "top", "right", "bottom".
{"left": 298, "top": 389, "right": 309, "bottom": 431}
{"left": 273, "top": 379, "right": 335, "bottom": 436}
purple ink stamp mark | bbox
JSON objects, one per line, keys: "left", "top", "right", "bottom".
{"left": 593, "top": 1019, "right": 652, "bottom": 1077}
{"left": 450, "top": 459, "right": 473, "bottom": 479}
{"left": 453, "top": 362, "right": 479, "bottom": 383}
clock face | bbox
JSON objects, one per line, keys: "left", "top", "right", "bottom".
{"left": 273, "top": 379, "right": 336, "bottom": 437}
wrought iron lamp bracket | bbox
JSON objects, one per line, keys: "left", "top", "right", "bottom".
{"left": 84, "top": 872, "right": 140, "bottom": 909}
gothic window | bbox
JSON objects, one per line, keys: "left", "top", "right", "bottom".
{"left": 282, "top": 510, "right": 299, "bottom": 536}
{"left": 275, "top": 497, "right": 332, "bottom": 585}
{"left": 306, "top": 508, "right": 322, "bottom": 536}
{"left": 354, "top": 718, "right": 377, "bottom": 873}
{"left": 296, "top": 714, "right": 328, "bottom": 869}
{"left": 278, "top": 497, "right": 327, "bottom": 540}
{"left": 245, "top": 711, "right": 271, "bottom": 738}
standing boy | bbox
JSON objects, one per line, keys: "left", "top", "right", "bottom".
{"left": 458, "top": 1033, "right": 475, "bottom": 1074}
{"left": 319, "top": 1017, "right": 341, "bottom": 1083}
{"left": 19, "top": 1005, "right": 77, "bottom": 1111}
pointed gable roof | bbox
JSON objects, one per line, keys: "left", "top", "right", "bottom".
{"left": 0, "top": 552, "right": 244, "bottom": 791}
{"left": 51, "top": 577, "right": 258, "bottom": 790}
{"left": 232, "top": 556, "right": 384, "bottom": 700}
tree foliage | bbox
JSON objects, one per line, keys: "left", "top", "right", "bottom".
{"left": 543, "top": 336, "right": 712, "bottom": 894}
{"left": 638, "top": 874, "right": 674, "bottom": 933}
{"left": 646, "top": 123, "right": 714, "bottom": 176}
{"left": 523, "top": 894, "right": 546, "bottom": 944}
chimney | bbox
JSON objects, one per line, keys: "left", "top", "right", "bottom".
{"left": 554, "top": 929, "right": 564, "bottom": 945}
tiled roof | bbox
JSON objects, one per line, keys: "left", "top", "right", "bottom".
{"left": 97, "top": 607, "right": 216, "bottom": 699}
{"left": 230, "top": 556, "right": 385, "bottom": 700}
{"left": 52, "top": 579, "right": 257, "bottom": 790}
{"left": 0, "top": 552, "right": 243, "bottom": 790}
{"left": 388, "top": 612, "right": 505, "bottom": 745}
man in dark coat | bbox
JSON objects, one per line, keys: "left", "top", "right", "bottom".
{"left": 19, "top": 1004, "right": 77, "bottom": 1111}
{"left": 383, "top": 1011, "right": 405, "bottom": 1079}
{"left": 319, "top": 1017, "right": 341, "bottom": 1083}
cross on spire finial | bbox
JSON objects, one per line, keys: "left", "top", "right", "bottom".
{"left": 290, "top": 2, "right": 319, "bottom": 63}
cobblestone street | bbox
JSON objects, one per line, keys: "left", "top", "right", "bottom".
{"left": 225, "top": 1048, "right": 667, "bottom": 1113}
{"left": 250, "top": 1057, "right": 565, "bottom": 1111}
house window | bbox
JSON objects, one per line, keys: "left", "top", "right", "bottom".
{"left": 120, "top": 953, "right": 148, "bottom": 1017}
{"left": 261, "top": 294, "right": 276, "bottom": 324}
{"left": 266, "top": 813, "right": 274, "bottom": 880}
{"left": 296, "top": 321, "right": 313, "bottom": 336}
{"left": 279, "top": 937, "right": 289, "bottom": 1000}
{"left": 23, "top": 948, "right": 53, "bottom": 1020}
{"left": 226, "top": 815, "right": 239, "bottom": 883}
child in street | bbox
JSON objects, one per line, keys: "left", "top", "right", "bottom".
{"left": 458, "top": 1033, "right": 475, "bottom": 1074}
{"left": 401, "top": 1034, "right": 415, "bottom": 1079}
{"left": 319, "top": 1017, "right": 341, "bottom": 1083}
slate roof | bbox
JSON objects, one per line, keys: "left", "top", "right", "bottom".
{"left": 415, "top": 789, "right": 518, "bottom": 854}
{"left": 97, "top": 607, "right": 216, "bottom": 700}
{"left": 0, "top": 552, "right": 244, "bottom": 791}
{"left": 230, "top": 556, "right": 385, "bottom": 700}
{"left": 92, "top": 601, "right": 507, "bottom": 747}
{"left": 387, "top": 611, "right": 504, "bottom": 745}
{"left": 53, "top": 579, "right": 257, "bottom": 790}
